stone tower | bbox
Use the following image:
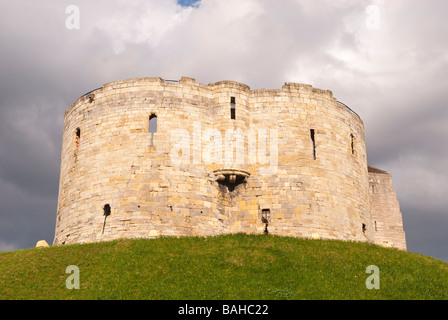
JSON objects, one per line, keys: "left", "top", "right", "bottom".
{"left": 54, "top": 76, "right": 406, "bottom": 250}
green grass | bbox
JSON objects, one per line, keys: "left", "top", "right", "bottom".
{"left": 0, "top": 234, "right": 447, "bottom": 300}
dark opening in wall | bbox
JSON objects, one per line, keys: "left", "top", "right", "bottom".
{"left": 102, "top": 204, "right": 111, "bottom": 234}
{"left": 149, "top": 114, "right": 157, "bottom": 148}
{"left": 103, "top": 204, "right": 111, "bottom": 216}
{"left": 362, "top": 223, "right": 366, "bottom": 234}
{"left": 215, "top": 169, "right": 249, "bottom": 193}
{"left": 374, "top": 221, "right": 377, "bottom": 232}
{"left": 350, "top": 133, "right": 355, "bottom": 154}
{"left": 75, "top": 128, "right": 81, "bottom": 148}
{"left": 261, "top": 209, "right": 270, "bottom": 234}
{"left": 230, "top": 97, "right": 236, "bottom": 120}
{"left": 217, "top": 174, "right": 246, "bottom": 192}
{"left": 310, "top": 129, "right": 316, "bottom": 160}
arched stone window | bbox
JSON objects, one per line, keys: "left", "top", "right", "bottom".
{"left": 149, "top": 114, "right": 157, "bottom": 148}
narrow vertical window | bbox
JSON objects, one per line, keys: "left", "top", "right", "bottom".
{"left": 374, "top": 221, "right": 378, "bottom": 232}
{"left": 310, "top": 129, "right": 316, "bottom": 160}
{"left": 75, "top": 128, "right": 81, "bottom": 148}
{"left": 149, "top": 114, "right": 157, "bottom": 148}
{"left": 102, "top": 204, "right": 111, "bottom": 234}
{"left": 350, "top": 133, "right": 355, "bottom": 155}
{"left": 230, "top": 97, "right": 236, "bottom": 120}
{"left": 362, "top": 223, "right": 366, "bottom": 234}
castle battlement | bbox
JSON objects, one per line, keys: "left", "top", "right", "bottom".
{"left": 54, "top": 76, "right": 406, "bottom": 250}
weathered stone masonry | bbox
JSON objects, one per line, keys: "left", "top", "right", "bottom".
{"left": 53, "top": 76, "right": 406, "bottom": 250}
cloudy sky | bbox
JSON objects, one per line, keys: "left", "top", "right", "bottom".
{"left": 0, "top": 0, "right": 447, "bottom": 262}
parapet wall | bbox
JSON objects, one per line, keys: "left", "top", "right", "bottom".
{"left": 54, "top": 76, "right": 403, "bottom": 250}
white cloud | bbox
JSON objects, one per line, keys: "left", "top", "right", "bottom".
{"left": 113, "top": 3, "right": 191, "bottom": 53}
{"left": 70, "top": 0, "right": 194, "bottom": 54}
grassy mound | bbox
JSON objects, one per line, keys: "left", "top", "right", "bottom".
{"left": 0, "top": 234, "right": 447, "bottom": 300}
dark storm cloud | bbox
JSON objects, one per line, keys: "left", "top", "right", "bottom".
{"left": 0, "top": 0, "right": 446, "bottom": 262}
{"left": 365, "top": 83, "right": 448, "bottom": 166}
{"left": 0, "top": 0, "right": 193, "bottom": 251}
{"left": 0, "top": 3, "right": 63, "bottom": 250}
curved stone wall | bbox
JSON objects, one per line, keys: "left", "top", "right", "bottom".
{"left": 54, "top": 76, "right": 372, "bottom": 245}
